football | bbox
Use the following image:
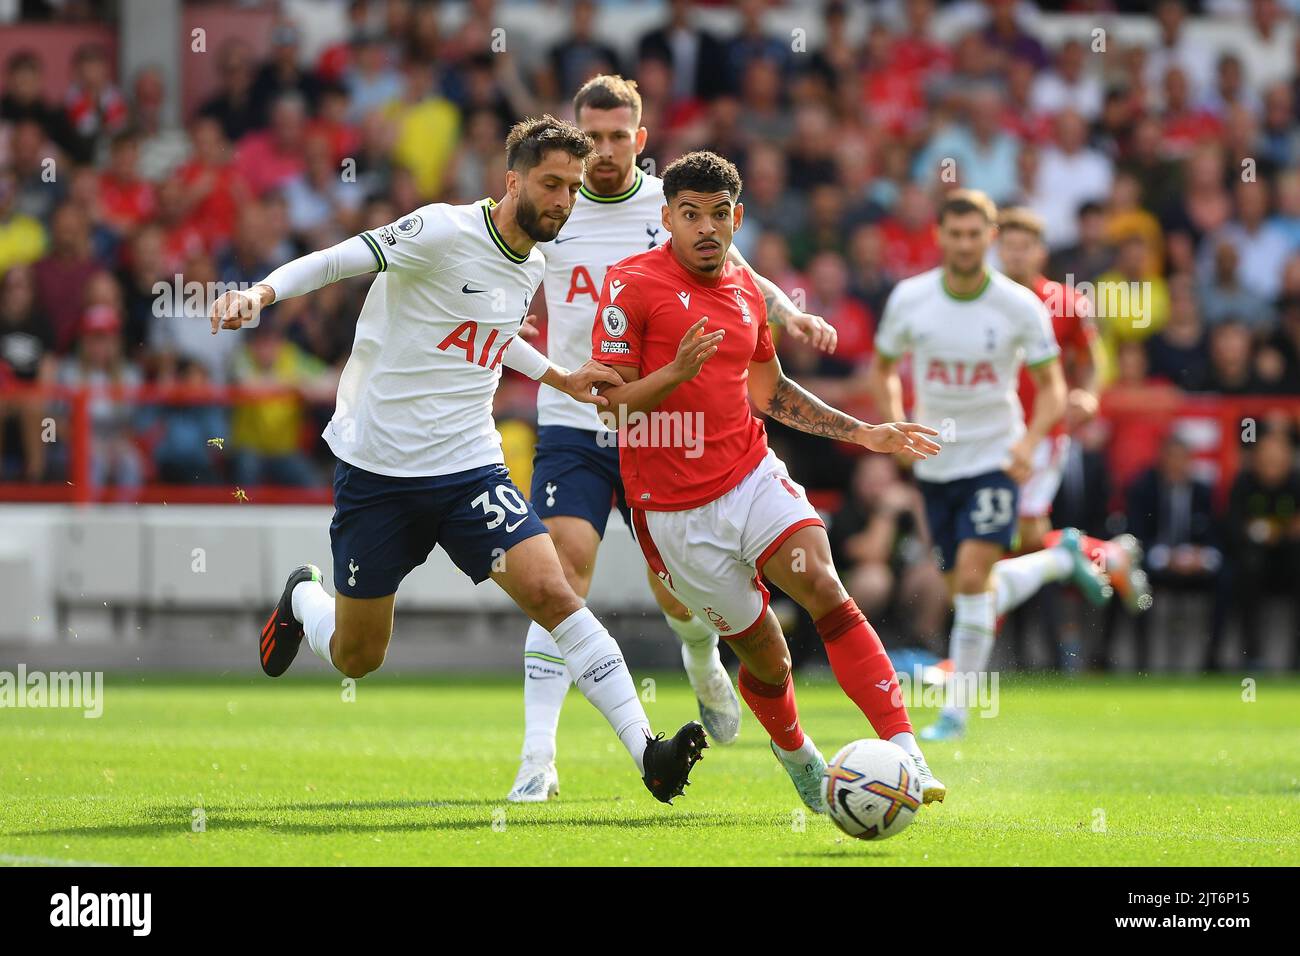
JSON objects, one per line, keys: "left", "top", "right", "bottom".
{"left": 821, "top": 739, "right": 924, "bottom": 841}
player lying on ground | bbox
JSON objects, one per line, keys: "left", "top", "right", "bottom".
{"left": 591, "top": 150, "right": 946, "bottom": 812}
{"left": 506, "top": 74, "right": 839, "bottom": 802}
{"left": 866, "top": 190, "right": 1118, "bottom": 742}
{"left": 207, "top": 115, "right": 706, "bottom": 803}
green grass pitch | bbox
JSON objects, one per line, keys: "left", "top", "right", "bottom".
{"left": 2, "top": 672, "right": 1297, "bottom": 866}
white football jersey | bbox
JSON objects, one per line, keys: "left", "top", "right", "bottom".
{"left": 535, "top": 168, "right": 667, "bottom": 431}
{"left": 875, "top": 267, "right": 1059, "bottom": 483}
{"left": 324, "top": 199, "right": 544, "bottom": 477}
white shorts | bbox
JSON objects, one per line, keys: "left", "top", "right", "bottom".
{"left": 629, "top": 449, "right": 823, "bottom": 640}
{"left": 1019, "top": 434, "right": 1070, "bottom": 518}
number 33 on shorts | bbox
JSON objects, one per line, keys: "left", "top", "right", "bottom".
{"left": 970, "top": 486, "right": 1014, "bottom": 535}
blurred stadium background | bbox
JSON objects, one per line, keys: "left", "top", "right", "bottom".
{"left": 0, "top": 0, "right": 1297, "bottom": 676}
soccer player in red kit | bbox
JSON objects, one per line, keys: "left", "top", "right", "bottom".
{"left": 992, "top": 208, "right": 1151, "bottom": 623}
{"left": 591, "top": 151, "right": 947, "bottom": 810}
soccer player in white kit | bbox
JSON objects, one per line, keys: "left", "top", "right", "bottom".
{"left": 867, "top": 190, "right": 1102, "bottom": 740}
{"left": 507, "top": 75, "right": 838, "bottom": 802}
{"left": 208, "top": 116, "right": 707, "bottom": 804}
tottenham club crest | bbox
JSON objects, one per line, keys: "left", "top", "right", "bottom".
{"left": 394, "top": 214, "right": 423, "bottom": 239}
{"left": 602, "top": 304, "right": 628, "bottom": 338}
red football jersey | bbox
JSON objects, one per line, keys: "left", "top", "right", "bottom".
{"left": 1018, "top": 275, "right": 1098, "bottom": 437}
{"left": 591, "top": 239, "right": 775, "bottom": 511}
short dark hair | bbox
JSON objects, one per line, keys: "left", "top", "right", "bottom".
{"left": 5, "top": 50, "right": 40, "bottom": 75}
{"left": 938, "top": 189, "right": 997, "bottom": 225}
{"left": 661, "top": 150, "right": 743, "bottom": 203}
{"left": 505, "top": 114, "right": 594, "bottom": 174}
{"left": 574, "top": 74, "right": 643, "bottom": 125}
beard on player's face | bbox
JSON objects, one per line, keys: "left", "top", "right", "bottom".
{"left": 516, "top": 186, "right": 568, "bottom": 242}
{"left": 586, "top": 152, "right": 632, "bottom": 193}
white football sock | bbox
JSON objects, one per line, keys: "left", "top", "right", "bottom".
{"left": 941, "top": 591, "right": 997, "bottom": 722}
{"left": 521, "top": 620, "right": 571, "bottom": 762}
{"left": 550, "top": 607, "right": 652, "bottom": 773}
{"left": 664, "top": 612, "right": 720, "bottom": 683}
{"left": 993, "top": 547, "right": 1073, "bottom": 616}
{"left": 776, "top": 733, "right": 820, "bottom": 765}
{"left": 293, "top": 579, "right": 336, "bottom": 668}
{"left": 889, "top": 731, "right": 923, "bottom": 762}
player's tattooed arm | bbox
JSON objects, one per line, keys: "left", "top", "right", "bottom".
{"left": 753, "top": 358, "right": 940, "bottom": 460}
{"left": 725, "top": 245, "right": 837, "bottom": 353}
{"left": 762, "top": 372, "right": 866, "bottom": 441}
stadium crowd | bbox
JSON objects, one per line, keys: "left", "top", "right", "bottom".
{"left": 0, "top": 0, "right": 1298, "bottom": 666}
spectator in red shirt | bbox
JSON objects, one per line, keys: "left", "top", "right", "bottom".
{"left": 176, "top": 117, "right": 248, "bottom": 248}
{"left": 98, "top": 130, "right": 157, "bottom": 235}
{"left": 154, "top": 176, "right": 208, "bottom": 274}
{"left": 1159, "top": 65, "right": 1223, "bottom": 158}
{"left": 63, "top": 43, "right": 128, "bottom": 161}
{"left": 878, "top": 183, "right": 940, "bottom": 279}
{"left": 306, "top": 84, "right": 362, "bottom": 166}
{"left": 234, "top": 93, "right": 309, "bottom": 198}
{"left": 32, "top": 202, "right": 100, "bottom": 354}
{"left": 803, "top": 251, "right": 874, "bottom": 375}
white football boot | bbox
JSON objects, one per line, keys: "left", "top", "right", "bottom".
{"left": 682, "top": 644, "right": 742, "bottom": 745}
{"left": 909, "top": 749, "right": 947, "bottom": 805}
{"left": 506, "top": 755, "right": 559, "bottom": 803}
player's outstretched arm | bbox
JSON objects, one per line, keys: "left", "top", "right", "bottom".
{"left": 596, "top": 317, "right": 724, "bottom": 417}
{"left": 726, "top": 244, "right": 837, "bottom": 353}
{"left": 750, "top": 355, "right": 940, "bottom": 460}
{"left": 502, "top": 336, "right": 623, "bottom": 408}
{"left": 208, "top": 235, "right": 380, "bottom": 333}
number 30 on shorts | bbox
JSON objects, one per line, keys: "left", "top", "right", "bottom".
{"left": 473, "top": 485, "right": 529, "bottom": 529}
{"left": 970, "top": 487, "right": 1014, "bottom": 535}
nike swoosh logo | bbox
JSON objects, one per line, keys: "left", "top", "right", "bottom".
{"left": 505, "top": 517, "right": 527, "bottom": 532}
{"left": 526, "top": 672, "right": 563, "bottom": 680}
{"left": 554, "top": 236, "right": 582, "bottom": 244}
{"left": 462, "top": 283, "right": 487, "bottom": 294}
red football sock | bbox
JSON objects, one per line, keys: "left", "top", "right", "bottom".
{"left": 737, "top": 665, "right": 805, "bottom": 751}
{"left": 816, "top": 598, "right": 913, "bottom": 739}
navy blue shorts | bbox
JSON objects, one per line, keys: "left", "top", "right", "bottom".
{"left": 918, "top": 470, "right": 1020, "bottom": 571}
{"left": 529, "top": 425, "right": 630, "bottom": 537}
{"left": 330, "top": 459, "right": 548, "bottom": 597}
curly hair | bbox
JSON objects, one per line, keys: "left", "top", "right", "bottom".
{"left": 504, "top": 115, "right": 595, "bottom": 173}
{"left": 661, "top": 150, "right": 743, "bottom": 203}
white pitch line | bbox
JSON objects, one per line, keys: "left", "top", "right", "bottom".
{"left": 0, "top": 853, "right": 117, "bottom": 867}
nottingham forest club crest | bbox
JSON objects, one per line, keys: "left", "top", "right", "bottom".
{"left": 734, "top": 289, "right": 752, "bottom": 325}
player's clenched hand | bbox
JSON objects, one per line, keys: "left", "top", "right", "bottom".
{"left": 518, "top": 313, "right": 541, "bottom": 341}
{"left": 209, "top": 285, "right": 270, "bottom": 334}
{"left": 858, "top": 422, "right": 941, "bottom": 460}
{"left": 1003, "top": 435, "right": 1035, "bottom": 484}
{"left": 1064, "top": 387, "right": 1098, "bottom": 430}
{"left": 563, "top": 360, "right": 623, "bottom": 407}
{"left": 670, "top": 318, "right": 725, "bottom": 383}
{"left": 784, "top": 311, "right": 837, "bottom": 354}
